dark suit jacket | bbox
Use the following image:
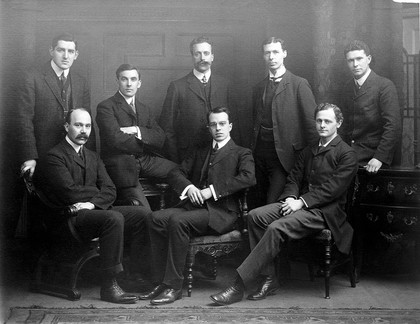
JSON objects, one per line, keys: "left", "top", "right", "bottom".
{"left": 339, "top": 70, "right": 401, "bottom": 166}
{"left": 251, "top": 70, "right": 318, "bottom": 173}
{"left": 96, "top": 92, "right": 166, "bottom": 188}
{"left": 168, "top": 139, "right": 256, "bottom": 234}
{"left": 279, "top": 135, "right": 358, "bottom": 254}
{"left": 159, "top": 71, "right": 231, "bottom": 163}
{"left": 34, "top": 140, "right": 116, "bottom": 210}
{"left": 17, "top": 61, "right": 91, "bottom": 163}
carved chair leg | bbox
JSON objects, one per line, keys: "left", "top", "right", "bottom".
{"left": 324, "top": 240, "right": 331, "bottom": 299}
{"left": 348, "top": 250, "right": 356, "bottom": 288}
{"left": 186, "top": 250, "right": 196, "bottom": 297}
{"left": 211, "top": 256, "right": 218, "bottom": 279}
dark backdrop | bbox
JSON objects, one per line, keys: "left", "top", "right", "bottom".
{"left": 0, "top": 0, "right": 403, "bottom": 239}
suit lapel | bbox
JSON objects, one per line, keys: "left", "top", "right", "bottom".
{"left": 187, "top": 72, "right": 205, "bottom": 102}
{"left": 114, "top": 92, "right": 137, "bottom": 122}
{"left": 43, "top": 64, "right": 64, "bottom": 109}
{"left": 62, "top": 140, "right": 85, "bottom": 168}
{"left": 199, "top": 147, "right": 212, "bottom": 185}
{"left": 353, "top": 71, "right": 376, "bottom": 100}
{"left": 273, "top": 70, "right": 290, "bottom": 97}
{"left": 211, "top": 139, "right": 235, "bottom": 166}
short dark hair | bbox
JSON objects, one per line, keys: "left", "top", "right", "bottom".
{"left": 65, "top": 107, "right": 91, "bottom": 124}
{"left": 261, "top": 37, "right": 287, "bottom": 51}
{"left": 207, "top": 106, "right": 231, "bottom": 123}
{"left": 190, "top": 36, "right": 213, "bottom": 55}
{"left": 344, "top": 40, "right": 371, "bottom": 56}
{"left": 314, "top": 103, "right": 343, "bottom": 124}
{"left": 115, "top": 64, "right": 141, "bottom": 80}
{"left": 51, "top": 33, "right": 78, "bottom": 50}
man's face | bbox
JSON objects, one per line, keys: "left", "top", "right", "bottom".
{"left": 315, "top": 108, "right": 341, "bottom": 143}
{"left": 192, "top": 42, "right": 214, "bottom": 73}
{"left": 117, "top": 69, "right": 141, "bottom": 98}
{"left": 263, "top": 42, "right": 287, "bottom": 73}
{"left": 208, "top": 112, "right": 232, "bottom": 142}
{"left": 49, "top": 40, "right": 79, "bottom": 70}
{"left": 345, "top": 50, "right": 371, "bottom": 80}
{"left": 65, "top": 110, "right": 91, "bottom": 146}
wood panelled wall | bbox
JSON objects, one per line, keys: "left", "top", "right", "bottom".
{"left": 0, "top": 0, "right": 315, "bottom": 235}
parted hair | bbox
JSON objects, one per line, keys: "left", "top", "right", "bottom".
{"left": 207, "top": 106, "right": 231, "bottom": 123}
{"left": 314, "top": 103, "right": 344, "bottom": 124}
{"left": 344, "top": 40, "right": 371, "bottom": 56}
{"left": 51, "top": 33, "right": 78, "bottom": 50}
{"left": 115, "top": 64, "right": 141, "bottom": 80}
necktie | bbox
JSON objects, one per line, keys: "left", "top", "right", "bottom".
{"left": 270, "top": 76, "right": 282, "bottom": 82}
{"left": 213, "top": 143, "right": 219, "bottom": 153}
{"left": 60, "top": 72, "right": 66, "bottom": 89}
{"left": 130, "top": 99, "right": 136, "bottom": 113}
{"left": 202, "top": 75, "right": 207, "bottom": 87}
{"left": 78, "top": 147, "right": 84, "bottom": 161}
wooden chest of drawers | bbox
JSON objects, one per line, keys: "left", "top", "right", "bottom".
{"left": 353, "top": 168, "right": 420, "bottom": 274}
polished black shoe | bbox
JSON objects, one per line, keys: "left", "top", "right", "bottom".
{"left": 138, "top": 284, "right": 166, "bottom": 300}
{"left": 247, "top": 275, "right": 279, "bottom": 301}
{"left": 150, "top": 288, "right": 182, "bottom": 305}
{"left": 100, "top": 278, "right": 138, "bottom": 304}
{"left": 210, "top": 278, "right": 244, "bottom": 306}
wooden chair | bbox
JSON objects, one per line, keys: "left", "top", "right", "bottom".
{"left": 24, "top": 176, "right": 100, "bottom": 301}
{"left": 139, "top": 177, "right": 171, "bottom": 210}
{"left": 185, "top": 189, "right": 249, "bottom": 297}
{"left": 286, "top": 187, "right": 357, "bottom": 299}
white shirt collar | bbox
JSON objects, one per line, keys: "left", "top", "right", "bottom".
{"left": 65, "top": 135, "right": 82, "bottom": 153}
{"left": 319, "top": 133, "right": 338, "bottom": 147}
{"left": 193, "top": 69, "right": 211, "bottom": 82}
{"left": 269, "top": 66, "right": 286, "bottom": 79}
{"left": 51, "top": 60, "right": 69, "bottom": 78}
{"left": 213, "top": 136, "right": 231, "bottom": 150}
{"left": 354, "top": 68, "right": 371, "bottom": 87}
{"left": 119, "top": 91, "right": 135, "bottom": 106}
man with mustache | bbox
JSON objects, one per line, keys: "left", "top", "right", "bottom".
{"left": 34, "top": 108, "right": 151, "bottom": 304}
{"left": 339, "top": 40, "right": 401, "bottom": 173}
{"left": 159, "top": 36, "right": 232, "bottom": 163}
{"left": 17, "top": 33, "right": 93, "bottom": 180}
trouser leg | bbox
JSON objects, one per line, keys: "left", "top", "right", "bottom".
{"left": 237, "top": 209, "right": 326, "bottom": 285}
{"left": 71, "top": 209, "right": 125, "bottom": 276}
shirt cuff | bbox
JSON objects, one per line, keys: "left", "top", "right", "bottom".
{"left": 135, "top": 126, "right": 141, "bottom": 140}
{"left": 180, "top": 184, "right": 194, "bottom": 200}
{"left": 209, "top": 184, "right": 218, "bottom": 201}
{"left": 299, "top": 197, "right": 308, "bottom": 208}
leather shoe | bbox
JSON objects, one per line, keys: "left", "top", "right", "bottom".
{"left": 100, "top": 278, "right": 138, "bottom": 304}
{"left": 247, "top": 275, "right": 279, "bottom": 301}
{"left": 210, "top": 279, "right": 244, "bottom": 305}
{"left": 138, "top": 284, "right": 166, "bottom": 300}
{"left": 150, "top": 288, "right": 182, "bottom": 305}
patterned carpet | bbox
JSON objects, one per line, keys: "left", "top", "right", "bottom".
{"left": 7, "top": 307, "right": 420, "bottom": 323}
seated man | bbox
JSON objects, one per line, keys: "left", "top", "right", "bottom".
{"left": 210, "top": 103, "right": 358, "bottom": 305}
{"left": 34, "top": 108, "right": 151, "bottom": 304}
{"left": 96, "top": 64, "right": 177, "bottom": 208}
{"left": 139, "top": 106, "right": 256, "bottom": 305}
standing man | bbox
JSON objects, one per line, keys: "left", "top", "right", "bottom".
{"left": 96, "top": 64, "right": 177, "bottom": 208}
{"left": 139, "top": 107, "right": 256, "bottom": 305}
{"left": 340, "top": 40, "right": 401, "bottom": 172}
{"left": 34, "top": 108, "right": 151, "bottom": 304}
{"left": 251, "top": 37, "right": 317, "bottom": 206}
{"left": 159, "top": 36, "right": 232, "bottom": 163}
{"left": 210, "top": 103, "right": 357, "bottom": 305}
{"left": 17, "top": 33, "right": 92, "bottom": 179}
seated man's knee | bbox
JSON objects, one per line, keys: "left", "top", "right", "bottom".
{"left": 103, "top": 211, "right": 125, "bottom": 229}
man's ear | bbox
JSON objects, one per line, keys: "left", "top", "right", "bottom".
{"left": 64, "top": 122, "right": 69, "bottom": 132}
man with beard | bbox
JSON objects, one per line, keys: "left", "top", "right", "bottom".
{"left": 159, "top": 36, "right": 233, "bottom": 163}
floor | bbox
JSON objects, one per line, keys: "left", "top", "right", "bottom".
{"left": 1, "top": 238, "right": 420, "bottom": 323}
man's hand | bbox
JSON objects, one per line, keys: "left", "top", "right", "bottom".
{"left": 200, "top": 188, "right": 212, "bottom": 201}
{"left": 280, "top": 198, "right": 304, "bottom": 216}
{"left": 72, "top": 202, "right": 95, "bottom": 211}
{"left": 187, "top": 186, "right": 204, "bottom": 206}
{"left": 20, "top": 160, "right": 37, "bottom": 178}
{"left": 120, "top": 126, "right": 138, "bottom": 135}
{"left": 364, "top": 158, "right": 382, "bottom": 173}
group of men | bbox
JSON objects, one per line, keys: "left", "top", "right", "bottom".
{"left": 16, "top": 33, "right": 401, "bottom": 306}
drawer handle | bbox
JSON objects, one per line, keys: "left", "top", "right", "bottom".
{"left": 404, "top": 184, "right": 418, "bottom": 196}
{"left": 366, "top": 213, "right": 378, "bottom": 222}
{"left": 403, "top": 216, "right": 418, "bottom": 226}
{"left": 386, "top": 211, "right": 394, "bottom": 224}
{"left": 387, "top": 181, "right": 395, "bottom": 195}
{"left": 366, "top": 184, "right": 379, "bottom": 193}
{"left": 380, "top": 231, "right": 403, "bottom": 243}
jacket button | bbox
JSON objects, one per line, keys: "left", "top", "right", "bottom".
{"left": 351, "top": 140, "right": 355, "bottom": 144}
